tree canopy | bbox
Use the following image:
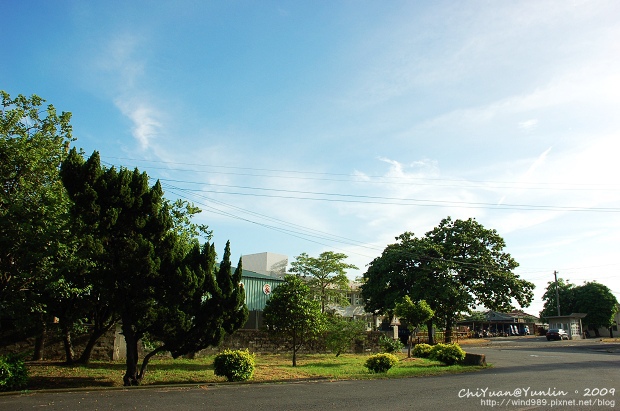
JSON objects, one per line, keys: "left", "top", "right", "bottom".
{"left": 289, "top": 251, "right": 358, "bottom": 313}
{"left": 1, "top": 91, "right": 248, "bottom": 383}
{"left": 61, "top": 149, "right": 247, "bottom": 385}
{"left": 263, "top": 275, "right": 325, "bottom": 366}
{"left": 361, "top": 217, "right": 534, "bottom": 343}
{"left": 540, "top": 279, "right": 618, "bottom": 337}
{"left": 539, "top": 277, "right": 575, "bottom": 319}
{"left": 0, "top": 91, "right": 78, "bottom": 358}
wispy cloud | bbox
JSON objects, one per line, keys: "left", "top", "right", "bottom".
{"left": 518, "top": 119, "right": 538, "bottom": 131}
{"left": 92, "top": 33, "right": 146, "bottom": 91}
{"left": 114, "top": 98, "right": 162, "bottom": 151}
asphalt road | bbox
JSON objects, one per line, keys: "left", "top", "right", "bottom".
{"left": 1, "top": 337, "right": 618, "bottom": 410}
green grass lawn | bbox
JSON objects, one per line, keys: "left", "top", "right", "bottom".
{"left": 22, "top": 352, "right": 486, "bottom": 391}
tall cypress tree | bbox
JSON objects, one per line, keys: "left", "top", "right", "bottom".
{"left": 61, "top": 150, "right": 247, "bottom": 385}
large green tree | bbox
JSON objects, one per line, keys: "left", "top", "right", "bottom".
{"left": 263, "top": 275, "right": 325, "bottom": 366}
{"left": 61, "top": 150, "right": 247, "bottom": 385}
{"left": 134, "top": 241, "right": 248, "bottom": 382}
{"left": 541, "top": 280, "right": 618, "bottom": 337}
{"left": 0, "top": 91, "right": 79, "bottom": 358}
{"left": 361, "top": 217, "right": 534, "bottom": 343}
{"left": 289, "top": 251, "right": 358, "bottom": 313}
{"left": 539, "top": 278, "right": 576, "bottom": 319}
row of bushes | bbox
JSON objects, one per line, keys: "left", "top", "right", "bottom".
{"left": 364, "top": 341, "right": 467, "bottom": 373}
{"left": 412, "top": 343, "right": 466, "bottom": 365}
{"left": 214, "top": 342, "right": 468, "bottom": 380}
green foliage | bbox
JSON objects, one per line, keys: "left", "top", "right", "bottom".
{"left": 263, "top": 275, "right": 325, "bottom": 366}
{"left": 412, "top": 343, "right": 433, "bottom": 358}
{"left": 0, "top": 354, "right": 28, "bottom": 391}
{"left": 540, "top": 278, "right": 576, "bottom": 319}
{"left": 289, "top": 252, "right": 358, "bottom": 313}
{"left": 378, "top": 335, "right": 404, "bottom": 353}
{"left": 61, "top": 150, "right": 247, "bottom": 384}
{"left": 394, "top": 297, "right": 434, "bottom": 330}
{"left": 0, "top": 91, "right": 78, "bottom": 340}
{"left": 575, "top": 282, "right": 618, "bottom": 330}
{"left": 540, "top": 280, "right": 618, "bottom": 336}
{"left": 325, "top": 316, "right": 366, "bottom": 356}
{"left": 361, "top": 217, "right": 533, "bottom": 343}
{"left": 429, "top": 343, "right": 465, "bottom": 365}
{"left": 213, "top": 349, "right": 256, "bottom": 382}
{"left": 365, "top": 353, "right": 399, "bottom": 373}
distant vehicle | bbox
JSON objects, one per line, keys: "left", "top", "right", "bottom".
{"left": 546, "top": 328, "right": 569, "bottom": 341}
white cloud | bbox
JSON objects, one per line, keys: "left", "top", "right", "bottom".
{"left": 518, "top": 119, "right": 538, "bottom": 131}
{"left": 114, "top": 98, "right": 162, "bottom": 151}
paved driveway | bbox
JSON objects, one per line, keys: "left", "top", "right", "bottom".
{"left": 1, "top": 337, "right": 618, "bottom": 410}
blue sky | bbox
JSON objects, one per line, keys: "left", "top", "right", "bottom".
{"left": 3, "top": 0, "right": 620, "bottom": 316}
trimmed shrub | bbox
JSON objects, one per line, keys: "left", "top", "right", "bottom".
{"left": 429, "top": 343, "right": 466, "bottom": 365}
{"left": 378, "top": 335, "right": 404, "bottom": 353}
{"left": 0, "top": 354, "right": 28, "bottom": 392}
{"left": 412, "top": 343, "right": 433, "bottom": 358}
{"left": 213, "top": 349, "right": 256, "bottom": 382}
{"left": 365, "top": 353, "right": 399, "bottom": 373}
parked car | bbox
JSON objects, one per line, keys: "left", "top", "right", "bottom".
{"left": 546, "top": 328, "right": 569, "bottom": 341}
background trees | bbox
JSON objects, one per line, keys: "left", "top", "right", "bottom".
{"left": 289, "top": 251, "right": 358, "bottom": 313}
{"left": 539, "top": 278, "right": 575, "bottom": 319}
{"left": 361, "top": 217, "right": 534, "bottom": 343}
{"left": 540, "top": 279, "right": 618, "bottom": 337}
{"left": 0, "top": 91, "right": 77, "bottom": 359}
{"left": 263, "top": 275, "right": 324, "bottom": 366}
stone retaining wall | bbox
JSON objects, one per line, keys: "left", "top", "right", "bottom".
{"left": 1, "top": 328, "right": 386, "bottom": 360}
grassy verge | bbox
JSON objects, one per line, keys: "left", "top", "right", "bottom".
{"left": 22, "top": 352, "right": 486, "bottom": 391}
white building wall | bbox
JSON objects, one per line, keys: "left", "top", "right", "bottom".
{"left": 242, "top": 252, "right": 288, "bottom": 278}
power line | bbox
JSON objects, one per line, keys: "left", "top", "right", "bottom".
{"left": 102, "top": 156, "right": 620, "bottom": 191}
{"left": 158, "top": 180, "right": 620, "bottom": 213}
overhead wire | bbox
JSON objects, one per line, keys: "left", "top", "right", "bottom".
{"left": 102, "top": 156, "right": 620, "bottom": 191}
{"left": 157, "top": 179, "right": 620, "bottom": 213}
{"left": 100, "top": 157, "right": 619, "bottom": 284}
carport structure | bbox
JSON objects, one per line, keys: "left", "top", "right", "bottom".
{"left": 459, "top": 310, "right": 537, "bottom": 337}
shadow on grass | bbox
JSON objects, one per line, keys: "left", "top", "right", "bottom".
{"left": 81, "top": 362, "right": 213, "bottom": 372}
{"left": 144, "top": 363, "right": 214, "bottom": 371}
{"left": 26, "top": 376, "right": 116, "bottom": 390}
{"left": 298, "top": 362, "right": 347, "bottom": 369}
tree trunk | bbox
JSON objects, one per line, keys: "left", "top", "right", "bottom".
{"left": 76, "top": 320, "right": 116, "bottom": 365}
{"left": 122, "top": 323, "right": 141, "bottom": 386}
{"left": 61, "top": 325, "right": 75, "bottom": 364}
{"left": 292, "top": 331, "right": 297, "bottom": 367}
{"left": 444, "top": 317, "right": 453, "bottom": 343}
{"left": 138, "top": 346, "right": 166, "bottom": 381}
{"left": 426, "top": 319, "right": 434, "bottom": 345}
{"left": 407, "top": 338, "right": 412, "bottom": 358}
{"left": 32, "top": 320, "right": 46, "bottom": 361}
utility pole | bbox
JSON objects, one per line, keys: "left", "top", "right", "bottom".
{"left": 554, "top": 270, "right": 561, "bottom": 316}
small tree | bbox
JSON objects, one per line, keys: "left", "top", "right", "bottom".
{"left": 263, "top": 275, "right": 325, "bottom": 366}
{"left": 289, "top": 252, "right": 358, "bottom": 313}
{"left": 325, "top": 315, "right": 366, "bottom": 357}
{"left": 394, "top": 297, "right": 434, "bottom": 357}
